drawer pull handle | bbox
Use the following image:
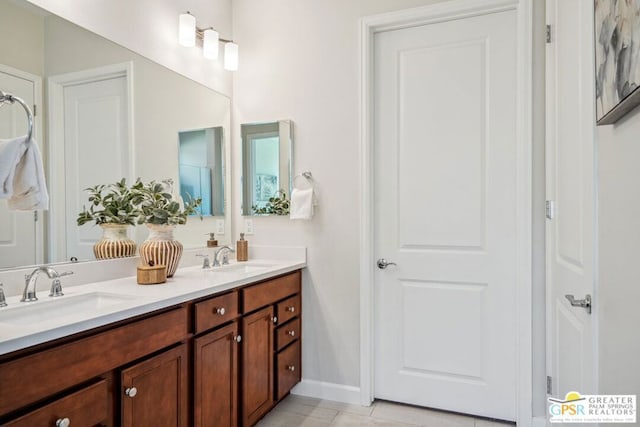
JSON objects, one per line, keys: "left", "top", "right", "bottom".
{"left": 286, "top": 306, "right": 295, "bottom": 313}
{"left": 215, "top": 307, "right": 226, "bottom": 316}
{"left": 234, "top": 334, "right": 242, "bottom": 343}
{"left": 287, "top": 365, "right": 296, "bottom": 372}
{"left": 56, "top": 418, "right": 71, "bottom": 427}
{"left": 272, "top": 316, "right": 278, "bottom": 324}
{"left": 125, "top": 387, "right": 138, "bottom": 398}
{"left": 288, "top": 330, "right": 296, "bottom": 337}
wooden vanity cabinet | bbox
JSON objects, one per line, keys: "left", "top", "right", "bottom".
{"left": 121, "top": 343, "right": 188, "bottom": 427}
{"left": 240, "top": 270, "right": 302, "bottom": 426}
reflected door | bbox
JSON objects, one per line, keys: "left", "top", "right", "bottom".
{"left": 61, "top": 73, "right": 129, "bottom": 261}
{"left": 0, "top": 65, "right": 41, "bottom": 268}
{"left": 373, "top": 10, "right": 518, "bottom": 420}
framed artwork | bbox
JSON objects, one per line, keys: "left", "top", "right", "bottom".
{"left": 595, "top": 0, "right": 640, "bottom": 125}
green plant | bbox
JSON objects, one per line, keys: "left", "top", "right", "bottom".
{"left": 131, "top": 178, "right": 202, "bottom": 225}
{"left": 252, "top": 190, "right": 290, "bottom": 216}
{"left": 77, "top": 178, "right": 140, "bottom": 226}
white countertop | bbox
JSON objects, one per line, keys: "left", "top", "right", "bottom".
{"left": 0, "top": 259, "right": 306, "bottom": 356}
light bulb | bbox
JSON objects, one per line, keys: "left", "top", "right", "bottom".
{"left": 203, "top": 29, "right": 219, "bottom": 60}
{"left": 224, "top": 42, "right": 239, "bottom": 71}
{"left": 178, "top": 13, "right": 196, "bottom": 47}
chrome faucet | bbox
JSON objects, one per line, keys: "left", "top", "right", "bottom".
{"left": 22, "top": 266, "right": 73, "bottom": 302}
{"left": 0, "top": 282, "right": 7, "bottom": 307}
{"left": 213, "top": 246, "right": 235, "bottom": 267}
{"left": 196, "top": 254, "right": 211, "bottom": 269}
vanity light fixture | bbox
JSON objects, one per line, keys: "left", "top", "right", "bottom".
{"left": 178, "top": 12, "right": 239, "bottom": 71}
{"left": 178, "top": 12, "right": 196, "bottom": 47}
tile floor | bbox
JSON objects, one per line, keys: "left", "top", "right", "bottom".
{"left": 256, "top": 395, "right": 515, "bottom": 426}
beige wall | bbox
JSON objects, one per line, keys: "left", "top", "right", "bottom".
{"left": 0, "top": 1, "right": 44, "bottom": 76}
{"left": 597, "top": 115, "right": 640, "bottom": 399}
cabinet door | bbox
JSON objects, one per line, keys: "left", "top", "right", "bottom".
{"left": 121, "top": 344, "right": 188, "bottom": 427}
{"left": 195, "top": 322, "right": 239, "bottom": 427}
{"left": 241, "top": 306, "right": 274, "bottom": 426}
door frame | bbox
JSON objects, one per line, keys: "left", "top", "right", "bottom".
{"left": 0, "top": 63, "right": 44, "bottom": 265}
{"left": 47, "top": 62, "right": 135, "bottom": 262}
{"left": 358, "top": 0, "right": 534, "bottom": 424}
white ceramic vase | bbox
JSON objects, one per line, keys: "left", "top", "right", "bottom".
{"left": 93, "top": 223, "right": 137, "bottom": 260}
{"left": 139, "top": 224, "right": 183, "bottom": 277}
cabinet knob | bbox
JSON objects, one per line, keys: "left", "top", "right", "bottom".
{"left": 56, "top": 418, "right": 70, "bottom": 427}
{"left": 215, "top": 307, "right": 226, "bottom": 316}
{"left": 272, "top": 316, "right": 278, "bottom": 324}
{"left": 288, "top": 330, "right": 296, "bottom": 337}
{"left": 287, "top": 365, "right": 296, "bottom": 372}
{"left": 124, "top": 387, "right": 138, "bottom": 397}
{"left": 286, "top": 306, "right": 295, "bottom": 313}
{"left": 234, "top": 334, "right": 242, "bottom": 343}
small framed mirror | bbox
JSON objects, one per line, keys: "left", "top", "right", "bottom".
{"left": 178, "top": 127, "right": 226, "bottom": 216}
{"left": 241, "top": 120, "right": 293, "bottom": 215}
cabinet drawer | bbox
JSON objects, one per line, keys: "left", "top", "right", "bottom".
{"left": 275, "top": 318, "right": 300, "bottom": 351}
{"left": 195, "top": 291, "right": 239, "bottom": 333}
{"left": 276, "top": 294, "right": 300, "bottom": 325}
{"left": 243, "top": 271, "right": 301, "bottom": 314}
{"left": 4, "top": 380, "right": 107, "bottom": 427}
{"left": 275, "top": 340, "right": 301, "bottom": 400}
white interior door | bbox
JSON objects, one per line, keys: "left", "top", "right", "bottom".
{"left": 0, "top": 65, "right": 42, "bottom": 268}
{"left": 545, "top": 0, "right": 596, "bottom": 400}
{"left": 62, "top": 75, "right": 129, "bottom": 261}
{"left": 373, "top": 10, "right": 519, "bottom": 421}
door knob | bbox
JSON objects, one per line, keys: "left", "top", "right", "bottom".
{"left": 124, "top": 387, "right": 138, "bottom": 397}
{"left": 377, "top": 258, "right": 397, "bottom": 269}
{"left": 56, "top": 418, "right": 70, "bottom": 427}
{"left": 565, "top": 294, "right": 592, "bottom": 314}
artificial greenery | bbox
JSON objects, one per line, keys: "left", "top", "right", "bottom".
{"left": 252, "top": 190, "right": 290, "bottom": 216}
{"left": 131, "top": 178, "right": 202, "bottom": 225}
{"left": 77, "top": 178, "right": 140, "bottom": 226}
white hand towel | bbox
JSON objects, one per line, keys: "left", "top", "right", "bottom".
{"left": 290, "top": 187, "right": 315, "bottom": 220}
{"left": 0, "top": 136, "right": 49, "bottom": 211}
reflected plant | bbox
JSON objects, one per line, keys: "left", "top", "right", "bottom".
{"left": 252, "top": 190, "right": 290, "bottom": 216}
{"left": 77, "top": 178, "right": 140, "bottom": 226}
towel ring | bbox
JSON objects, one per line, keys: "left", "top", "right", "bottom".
{"left": 293, "top": 171, "right": 313, "bottom": 189}
{"left": 0, "top": 90, "right": 34, "bottom": 142}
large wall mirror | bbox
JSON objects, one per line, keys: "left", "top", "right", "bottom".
{"left": 0, "top": 0, "right": 231, "bottom": 270}
{"left": 241, "top": 120, "right": 292, "bottom": 216}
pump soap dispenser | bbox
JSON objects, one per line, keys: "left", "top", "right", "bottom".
{"left": 237, "top": 233, "right": 248, "bottom": 261}
{"left": 206, "top": 233, "right": 218, "bottom": 248}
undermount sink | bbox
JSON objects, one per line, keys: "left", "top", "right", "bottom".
{"left": 212, "top": 262, "right": 276, "bottom": 274}
{"left": 0, "top": 292, "right": 138, "bottom": 325}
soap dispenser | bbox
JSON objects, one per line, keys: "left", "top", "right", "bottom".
{"left": 237, "top": 233, "right": 248, "bottom": 262}
{"left": 206, "top": 233, "right": 218, "bottom": 248}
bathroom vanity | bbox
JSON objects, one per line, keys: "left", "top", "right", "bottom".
{"left": 0, "top": 263, "right": 303, "bottom": 427}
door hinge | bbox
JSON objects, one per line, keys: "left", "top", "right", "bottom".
{"left": 33, "top": 104, "right": 37, "bottom": 116}
{"left": 545, "top": 200, "right": 555, "bottom": 219}
{"left": 546, "top": 25, "right": 552, "bottom": 43}
{"left": 547, "top": 375, "right": 553, "bottom": 394}
{"left": 34, "top": 211, "right": 38, "bottom": 222}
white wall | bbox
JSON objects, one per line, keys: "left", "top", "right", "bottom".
{"left": 597, "top": 114, "right": 640, "bottom": 399}
{"left": 0, "top": 1, "right": 44, "bottom": 76}
{"left": 26, "top": 0, "right": 233, "bottom": 96}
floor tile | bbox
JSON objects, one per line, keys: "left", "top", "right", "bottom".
{"left": 256, "top": 408, "right": 334, "bottom": 427}
{"left": 333, "top": 412, "right": 419, "bottom": 426}
{"left": 289, "top": 394, "right": 376, "bottom": 416}
{"left": 275, "top": 396, "right": 340, "bottom": 421}
{"left": 371, "top": 401, "right": 475, "bottom": 427}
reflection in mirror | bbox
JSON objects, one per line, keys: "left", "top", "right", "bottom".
{"left": 0, "top": 0, "right": 231, "bottom": 270}
{"left": 241, "top": 120, "right": 293, "bottom": 216}
{"left": 178, "top": 127, "right": 225, "bottom": 216}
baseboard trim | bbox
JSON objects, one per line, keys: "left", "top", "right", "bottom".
{"left": 291, "top": 379, "right": 362, "bottom": 405}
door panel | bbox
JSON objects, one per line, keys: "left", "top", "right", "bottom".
{"left": 63, "top": 75, "right": 129, "bottom": 261}
{"left": 546, "top": 0, "right": 596, "bottom": 399}
{"left": 374, "top": 10, "right": 518, "bottom": 420}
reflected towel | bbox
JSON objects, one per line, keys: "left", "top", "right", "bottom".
{"left": 0, "top": 136, "right": 49, "bottom": 210}
{"left": 290, "top": 187, "right": 315, "bottom": 220}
